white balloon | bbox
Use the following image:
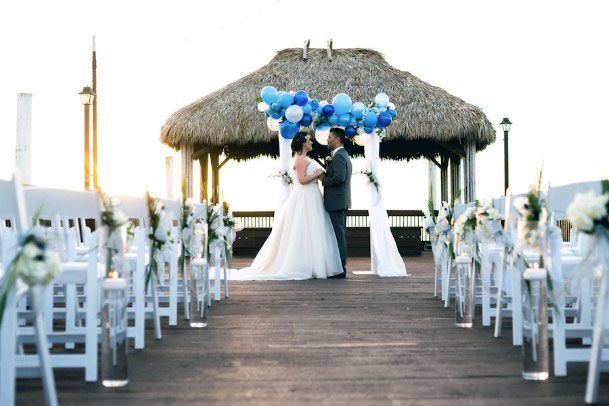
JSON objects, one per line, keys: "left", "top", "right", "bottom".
{"left": 285, "top": 105, "right": 304, "bottom": 123}
{"left": 387, "top": 102, "right": 395, "bottom": 110}
{"left": 319, "top": 100, "right": 328, "bottom": 107}
{"left": 354, "top": 134, "right": 370, "bottom": 146}
{"left": 315, "top": 128, "right": 330, "bottom": 145}
{"left": 267, "top": 117, "right": 280, "bottom": 132}
{"left": 257, "top": 102, "right": 270, "bottom": 112}
{"left": 374, "top": 92, "right": 389, "bottom": 108}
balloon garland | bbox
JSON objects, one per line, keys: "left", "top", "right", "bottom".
{"left": 257, "top": 86, "right": 397, "bottom": 146}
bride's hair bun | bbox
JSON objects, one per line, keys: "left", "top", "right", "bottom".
{"left": 291, "top": 132, "right": 309, "bottom": 153}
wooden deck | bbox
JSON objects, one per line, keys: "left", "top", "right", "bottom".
{"left": 16, "top": 254, "right": 609, "bottom": 405}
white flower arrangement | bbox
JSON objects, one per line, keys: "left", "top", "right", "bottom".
{"left": 98, "top": 189, "right": 129, "bottom": 278}
{"left": 145, "top": 193, "right": 174, "bottom": 289}
{"left": 270, "top": 170, "right": 294, "bottom": 187}
{"left": 422, "top": 208, "right": 436, "bottom": 236}
{"left": 567, "top": 189, "right": 609, "bottom": 234}
{"left": 0, "top": 226, "right": 61, "bottom": 325}
{"left": 455, "top": 206, "right": 477, "bottom": 241}
{"left": 475, "top": 201, "right": 503, "bottom": 242}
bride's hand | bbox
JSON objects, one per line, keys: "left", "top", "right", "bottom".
{"left": 314, "top": 169, "right": 324, "bottom": 178}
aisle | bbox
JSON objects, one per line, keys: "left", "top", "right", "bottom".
{"left": 16, "top": 254, "right": 607, "bottom": 405}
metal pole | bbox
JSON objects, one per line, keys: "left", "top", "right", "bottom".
{"left": 84, "top": 104, "right": 90, "bottom": 190}
{"left": 92, "top": 36, "right": 98, "bottom": 189}
{"left": 504, "top": 130, "right": 509, "bottom": 194}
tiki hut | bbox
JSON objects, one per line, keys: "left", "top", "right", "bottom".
{"left": 160, "top": 45, "right": 496, "bottom": 203}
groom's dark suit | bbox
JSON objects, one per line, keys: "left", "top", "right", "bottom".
{"left": 322, "top": 147, "right": 352, "bottom": 274}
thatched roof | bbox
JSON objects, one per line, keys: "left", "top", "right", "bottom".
{"left": 160, "top": 48, "right": 496, "bottom": 161}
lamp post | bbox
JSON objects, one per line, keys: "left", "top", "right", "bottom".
{"left": 500, "top": 117, "right": 512, "bottom": 194}
{"left": 79, "top": 86, "right": 95, "bottom": 190}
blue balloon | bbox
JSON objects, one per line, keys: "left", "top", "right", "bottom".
{"left": 332, "top": 93, "right": 352, "bottom": 116}
{"left": 299, "top": 114, "right": 313, "bottom": 127}
{"left": 351, "top": 102, "right": 366, "bottom": 119}
{"left": 328, "top": 114, "right": 339, "bottom": 125}
{"left": 322, "top": 104, "right": 335, "bottom": 117}
{"left": 345, "top": 125, "right": 357, "bottom": 138}
{"left": 338, "top": 114, "right": 351, "bottom": 127}
{"left": 364, "top": 127, "right": 374, "bottom": 134}
{"left": 377, "top": 112, "right": 392, "bottom": 127}
{"left": 293, "top": 90, "right": 308, "bottom": 106}
{"left": 310, "top": 99, "right": 320, "bottom": 111}
{"left": 364, "top": 111, "right": 378, "bottom": 128}
{"left": 278, "top": 92, "right": 294, "bottom": 108}
{"left": 270, "top": 102, "right": 280, "bottom": 112}
{"left": 302, "top": 103, "right": 312, "bottom": 115}
{"left": 271, "top": 111, "right": 282, "bottom": 120}
{"left": 261, "top": 86, "right": 278, "bottom": 105}
{"left": 388, "top": 108, "right": 397, "bottom": 118}
{"left": 280, "top": 120, "right": 299, "bottom": 139}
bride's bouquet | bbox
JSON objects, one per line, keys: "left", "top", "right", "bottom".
{"left": 269, "top": 170, "right": 294, "bottom": 187}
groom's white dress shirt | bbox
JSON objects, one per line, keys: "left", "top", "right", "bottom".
{"left": 331, "top": 146, "right": 344, "bottom": 157}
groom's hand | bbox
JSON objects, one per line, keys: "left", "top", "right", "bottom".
{"left": 325, "top": 156, "right": 333, "bottom": 163}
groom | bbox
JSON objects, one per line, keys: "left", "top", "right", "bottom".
{"left": 322, "top": 127, "right": 352, "bottom": 278}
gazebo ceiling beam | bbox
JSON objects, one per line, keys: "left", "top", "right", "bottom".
{"left": 425, "top": 155, "right": 442, "bottom": 169}
{"left": 218, "top": 155, "right": 231, "bottom": 169}
{"left": 432, "top": 141, "right": 465, "bottom": 158}
{"left": 192, "top": 145, "right": 213, "bottom": 160}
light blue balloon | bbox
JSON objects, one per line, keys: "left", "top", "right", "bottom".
{"left": 374, "top": 92, "right": 389, "bottom": 108}
{"left": 261, "top": 86, "right": 279, "bottom": 104}
{"left": 302, "top": 103, "right": 312, "bottom": 115}
{"left": 332, "top": 93, "right": 352, "bottom": 116}
{"left": 278, "top": 92, "right": 294, "bottom": 108}
{"left": 351, "top": 102, "right": 366, "bottom": 119}
{"left": 388, "top": 108, "right": 397, "bottom": 118}
{"left": 364, "top": 111, "right": 378, "bottom": 128}
{"left": 328, "top": 114, "right": 339, "bottom": 125}
{"left": 338, "top": 114, "right": 351, "bottom": 127}
{"left": 379, "top": 107, "right": 387, "bottom": 113}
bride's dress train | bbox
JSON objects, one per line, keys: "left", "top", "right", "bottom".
{"left": 232, "top": 160, "right": 343, "bottom": 280}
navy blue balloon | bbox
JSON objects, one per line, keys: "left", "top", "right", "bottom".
{"left": 364, "top": 127, "right": 374, "bottom": 134}
{"left": 377, "top": 112, "right": 392, "bottom": 127}
{"left": 280, "top": 120, "right": 299, "bottom": 139}
{"left": 345, "top": 125, "right": 357, "bottom": 138}
{"left": 293, "top": 90, "right": 308, "bottom": 106}
{"left": 322, "top": 104, "right": 335, "bottom": 117}
{"left": 299, "top": 114, "right": 313, "bottom": 127}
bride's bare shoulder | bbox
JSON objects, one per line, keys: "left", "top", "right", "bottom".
{"left": 294, "top": 155, "right": 308, "bottom": 169}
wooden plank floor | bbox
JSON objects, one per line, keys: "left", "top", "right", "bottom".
{"left": 16, "top": 254, "right": 609, "bottom": 405}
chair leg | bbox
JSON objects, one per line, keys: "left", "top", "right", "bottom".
{"left": 151, "top": 280, "right": 162, "bottom": 340}
{"left": 494, "top": 262, "right": 505, "bottom": 338}
{"left": 511, "top": 265, "right": 523, "bottom": 346}
{"left": 481, "top": 258, "right": 492, "bottom": 327}
{"left": 31, "top": 287, "right": 58, "bottom": 406}
{"left": 223, "top": 263, "right": 229, "bottom": 299}
{"left": 214, "top": 252, "right": 222, "bottom": 301}
{"left": 168, "top": 256, "right": 178, "bottom": 326}
{"left": 586, "top": 272, "right": 609, "bottom": 404}
{"left": 0, "top": 289, "right": 17, "bottom": 406}
{"left": 205, "top": 263, "right": 212, "bottom": 307}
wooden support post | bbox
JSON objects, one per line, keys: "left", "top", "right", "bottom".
{"left": 210, "top": 150, "right": 220, "bottom": 204}
{"left": 180, "top": 143, "right": 194, "bottom": 199}
{"left": 450, "top": 156, "right": 461, "bottom": 205}
{"left": 83, "top": 103, "right": 91, "bottom": 190}
{"left": 463, "top": 141, "right": 476, "bottom": 202}
{"left": 199, "top": 153, "right": 209, "bottom": 202}
{"left": 428, "top": 160, "right": 438, "bottom": 210}
{"left": 165, "top": 156, "right": 174, "bottom": 199}
{"left": 440, "top": 156, "right": 449, "bottom": 203}
{"left": 16, "top": 93, "right": 32, "bottom": 184}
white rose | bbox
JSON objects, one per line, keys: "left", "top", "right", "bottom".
{"left": 22, "top": 242, "right": 41, "bottom": 259}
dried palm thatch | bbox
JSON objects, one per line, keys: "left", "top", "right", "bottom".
{"left": 160, "top": 48, "right": 495, "bottom": 160}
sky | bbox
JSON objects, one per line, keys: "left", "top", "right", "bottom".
{"left": 1, "top": 0, "right": 607, "bottom": 210}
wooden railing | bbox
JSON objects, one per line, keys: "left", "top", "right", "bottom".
{"left": 233, "top": 210, "right": 433, "bottom": 241}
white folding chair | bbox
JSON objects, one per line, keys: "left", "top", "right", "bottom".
{"left": 0, "top": 176, "right": 58, "bottom": 406}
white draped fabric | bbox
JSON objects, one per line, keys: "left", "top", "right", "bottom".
{"left": 364, "top": 133, "right": 409, "bottom": 277}
{"left": 276, "top": 132, "right": 293, "bottom": 216}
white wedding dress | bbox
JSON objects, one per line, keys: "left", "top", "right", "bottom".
{"left": 233, "top": 159, "right": 343, "bottom": 280}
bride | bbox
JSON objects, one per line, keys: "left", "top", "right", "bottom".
{"left": 233, "top": 132, "right": 343, "bottom": 280}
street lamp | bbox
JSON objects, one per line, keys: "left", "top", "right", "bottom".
{"left": 79, "top": 86, "right": 95, "bottom": 190}
{"left": 500, "top": 117, "right": 512, "bottom": 194}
